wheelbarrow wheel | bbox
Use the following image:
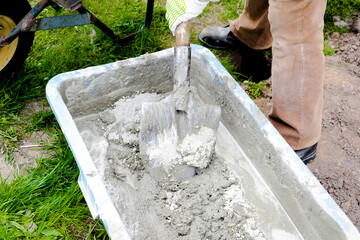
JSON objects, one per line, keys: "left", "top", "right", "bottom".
{"left": 0, "top": 0, "right": 34, "bottom": 79}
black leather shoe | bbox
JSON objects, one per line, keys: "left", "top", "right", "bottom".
{"left": 295, "top": 143, "right": 318, "bottom": 165}
{"left": 199, "top": 26, "right": 272, "bottom": 82}
{"left": 198, "top": 26, "right": 245, "bottom": 50}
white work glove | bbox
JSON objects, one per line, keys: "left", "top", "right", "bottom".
{"left": 166, "top": 0, "right": 219, "bottom": 35}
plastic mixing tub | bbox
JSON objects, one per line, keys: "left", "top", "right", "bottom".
{"left": 46, "top": 45, "right": 360, "bottom": 239}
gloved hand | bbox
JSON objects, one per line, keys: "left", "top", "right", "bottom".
{"left": 166, "top": 0, "right": 219, "bottom": 35}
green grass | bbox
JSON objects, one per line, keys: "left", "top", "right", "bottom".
{"left": 323, "top": 41, "right": 336, "bottom": 56}
{"left": 26, "top": 110, "right": 56, "bottom": 132}
{"left": 0, "top": 0, "right": 358, "bottom": 238}
{"left": 0, "top": 90, "right": 23, "bottom": 162}
{"left": 243, "top": 80, "right": 268, "bottom": 99}
{"left": 325, "top": 0, "right": 360, "bottom": 33}
{"left": 0, "top": 127, "right": 19, "bottom": 162}
{"left": 0, "top": 130, "right": 107, "bottom": 239}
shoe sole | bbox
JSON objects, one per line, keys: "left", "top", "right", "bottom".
{"left": 198, "top": 36, "right": 235, "bottom": 51}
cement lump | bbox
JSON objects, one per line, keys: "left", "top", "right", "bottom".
{"left": 145, "top": 126, "right": 215, "bottom": 169}
{"left": 178, "top": 126, "right": 216, "bottom": 169}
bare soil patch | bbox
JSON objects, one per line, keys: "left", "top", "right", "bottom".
{"left": 0, "top": 130, "right": 51, "bottom": 183}
{"left": 329, "top": 32, "right": 360, "bottom": 77}
{"left": 0, "top": 100, "right": 53, "bottom": 183}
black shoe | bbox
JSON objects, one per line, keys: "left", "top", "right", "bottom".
{"left": 199, "top": 26, "right": 272, "bottom": 82}
{"left": 198, "top": 26, "right": 245, "bottom": 50}
{"left": 295, "top": 143, "right": 318, "bottom": 165}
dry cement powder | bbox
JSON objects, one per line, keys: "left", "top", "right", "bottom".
{"left": 76, "top": 92, "right": 267, "bottom": 240}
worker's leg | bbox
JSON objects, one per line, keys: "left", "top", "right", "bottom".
{"left": 199, "top": 0, "right": 272, "bottom": 50}
{"left": 267, "top": 0, "right": 327, "bottom": 150}
{"left": 199, "top": 0, "right": 326, "bottom": 157}
{"left": 230, "top": 0, "right": 272, "bottom": 50}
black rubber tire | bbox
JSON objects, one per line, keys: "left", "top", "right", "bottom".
{"left": 0, "top": 0, "right": 35, "bottom": 79}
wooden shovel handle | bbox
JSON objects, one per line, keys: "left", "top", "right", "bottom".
{"left": 175, "top": 21, "right": 191, "bottom": 47}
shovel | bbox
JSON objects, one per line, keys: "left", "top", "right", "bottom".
{"left": 139, "top": 21, "right": 221, "bottom": 181}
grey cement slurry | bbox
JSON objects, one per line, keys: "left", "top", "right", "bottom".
{"left": 73, "top": 92, "right": 298, "bottom": 240}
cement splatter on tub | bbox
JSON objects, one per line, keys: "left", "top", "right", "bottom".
{"left": 76, "top": 93, "right": 267, "bottom": 240}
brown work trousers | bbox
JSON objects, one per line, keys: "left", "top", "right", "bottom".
{"left": 230, "top": 0, "right": 327, "bottom": 150}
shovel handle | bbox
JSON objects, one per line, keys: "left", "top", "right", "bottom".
{"left": 173, "top": 21, "right": 191, "bottom": 102}
{"left": 175, "top": 22, "right": 191, "bottom": 47}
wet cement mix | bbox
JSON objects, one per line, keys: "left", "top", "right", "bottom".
{"left": 75, "top": 93, "right": 267, "bottom": 240}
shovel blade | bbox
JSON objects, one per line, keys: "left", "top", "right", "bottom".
{"left": 187, "top": 103, "right": 221, "bottom": 132}
{"left": 139, "top": 101, "right": 197, "bottom": 181}
{"left": 139, "top": 97, "right": 221, "bottom": 182}
{"left": 139, "top": 101, "right": 177, "bottom": 154}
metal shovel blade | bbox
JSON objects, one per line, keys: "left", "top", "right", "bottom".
{"left": 139, "top": 101, "right": 197, "bottom": 181}
{"left": 139, "top": 101, "right": 177, "bottom": 153}
{"left": 139, "top": 95, "right": 221, "bottom": 181}
{"left": 186, "top": 100, "right": 222, "bottom": 132}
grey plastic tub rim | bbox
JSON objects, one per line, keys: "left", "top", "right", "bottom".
{"left": 46, "top": 65, "right": 131, "bottom": 240}
{"left": 46, "top": 44, "right": 360, "bottom": 239}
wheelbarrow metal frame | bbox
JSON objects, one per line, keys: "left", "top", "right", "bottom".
{"left": 0, "top": 0, "right": 154, "bottom": 48}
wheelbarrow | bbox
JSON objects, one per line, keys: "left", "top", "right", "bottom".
{"left": 0, "top": 0, "right": 154, "bottom": 78}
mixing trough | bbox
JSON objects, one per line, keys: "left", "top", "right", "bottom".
{"left": 46, "top": 45, "right": 360, "bottom": 239}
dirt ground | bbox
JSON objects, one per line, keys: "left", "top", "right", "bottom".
{"left": 0, "top": 101, "right": 52, "bottom": 183}
{"left": 252, "top": 32, "right": 360, "bottom": 231}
